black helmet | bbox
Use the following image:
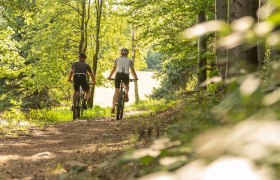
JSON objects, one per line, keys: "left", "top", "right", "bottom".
{"left": 121, "top": 48, "right": 129, "bottom": 54}
{"left": 79, "top": 52, "right": 87, "bottom": 59}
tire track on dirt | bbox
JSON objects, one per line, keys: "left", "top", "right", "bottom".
{"left": 0, "top": 119, "right": 136, "bottom": 179}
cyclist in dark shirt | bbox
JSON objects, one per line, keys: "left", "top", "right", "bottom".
{"left": 68, "top": 53, "right": 95, "bottom": 110}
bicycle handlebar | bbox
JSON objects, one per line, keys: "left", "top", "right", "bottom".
{"left": 108, "top": 78, "right": 137, "bottom": 82}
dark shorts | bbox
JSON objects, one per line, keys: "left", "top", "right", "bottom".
{"left": 73, "top": 74, "right": 90, "bottom": 92}
{"left": 115, "top": 73, "right": 129, "bottom": 88}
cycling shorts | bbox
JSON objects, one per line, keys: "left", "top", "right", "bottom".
{"left": 115, "top": 73, "right": 129, "bottom": 88}
{"left": 73, "top": 74, "right": 90, "bottom": 92}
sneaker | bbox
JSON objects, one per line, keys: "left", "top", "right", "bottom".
{"left": 124, "top": 94, "right": 129, "bottom": 102}
{"left": 82, "top": 101, "right": 87, "bottom": 110}
{"left": 111, "top": 107, "right": 115, "bottom": 114}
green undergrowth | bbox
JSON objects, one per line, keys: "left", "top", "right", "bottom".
{"left": 92, "top": 92, "right": 222, "bottom": 179}
{"left": 0, "top": 105, "right": 111, "bottom": 137}
{"left": 130, "top": 99, "right": 174, "bottom": 112}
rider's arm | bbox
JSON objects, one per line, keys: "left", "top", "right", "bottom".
{"left": 108, "top": 63, "right": 117, "bottom": 79}
{"left": 131, "top": 66, "right": 138, "bottom": 80}
{"left": 130, "top": 61, "right": 138, "bottom": 80}
{"left": 87, "top": 65, "right": 96, "bottom": 84}
{"left": 89, "top": 72, "right": 96, "bottom": 84}
{"left": 68, "top": 68, "right": 74, "bottom": 82}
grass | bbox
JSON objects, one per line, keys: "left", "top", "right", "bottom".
{"left": 0, "top": 100, "right": 171, "bottom": 138}
{"left": 0, "top": 105, "right": 113, "bottom": 138}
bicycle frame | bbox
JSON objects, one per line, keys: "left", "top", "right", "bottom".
{"left": 116, "top": 80, "right": 125, "bottom": 120}
{"left": 110, "top": 78, "right": 135, "bottom": 120}
{"left": 73, "top": 85, "right": 85, "bottom": 120}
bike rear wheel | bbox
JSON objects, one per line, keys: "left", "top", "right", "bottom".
{"left": 73, "top": 96, "right": 81, "bottom": 120}
{"left": 116, "top": 91, "right": 125, "bottom": 120}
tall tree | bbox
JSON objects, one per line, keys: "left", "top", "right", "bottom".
{"left": 197, "top": 10, "right": 207, "bottom": 89}
{"left": 257, "top": 0, "right": 267, "bottom": 66}
{"left": 131, "top": 28, "right": 140, "bottom": 104}
{"left": 215, "top": 0, "right": 228, "bottom": 80}
{"left": 228, "top": 0, "right": 259, "bottom": 76}
{"left": 88, "top": 0, "right": 103, "bottom": 107}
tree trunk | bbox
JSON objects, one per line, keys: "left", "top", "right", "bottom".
{"left": 83, "top": 0, "right": 91, "bottom": 53}
{"left": 88, "top": 0, "right": 103, "bottom": 107}
{"left": 246, "top": 0, "right": 259, "bottom": 69}
{"left": 257, "top": 0, "right": 266, "bottom": 66}
{"left": 228, "top": 0, "right": 259, "bottom": 76}
{"left": 79, "top": 0, "right": 86, "bottom": 53}
{"left": 197, "top": 11, "right": 207, "bottom": 89}
{"left": 131, "top": 29, "right": 140, "bottom": 104}
{"left": 215, "top": 0, "right": 228, "bottom": 80}
{"left": 271, "top": 25, "right": 280, "bottom": 61}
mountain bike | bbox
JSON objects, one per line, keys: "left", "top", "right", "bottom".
{"left": 73, "top": 82, "right": 92, "bottom": 120}
{"left": 110, "top": 79, "right": 135, "bottom": 120}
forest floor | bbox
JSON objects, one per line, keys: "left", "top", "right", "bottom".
{"left": 0, "top": 116, "right": 146, "bottom": 180}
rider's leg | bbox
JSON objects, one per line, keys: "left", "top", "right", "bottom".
{"left": 71, "top": 90, "right": 78, "bottom": 110}
{"left": 124, "top": 83, "right": 129, "bottom": 102}
{"left": 112, "top": 88, "right": 120, "bottom": 113}
{"left": 84, "top": 90, "right": 91, "bottom": 101}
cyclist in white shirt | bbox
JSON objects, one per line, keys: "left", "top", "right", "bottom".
{"left": 107, "top": 48, "right": 138, "bottom": 114}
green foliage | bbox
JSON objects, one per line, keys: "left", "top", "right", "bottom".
{"left": 145, "top": 50, "right": 163, "bottom": 70}
{"left": 118, "top": 0, "right": 215, "bottom": 98}
{"left": 131, "top": 99, "right": 172, "bottom": 112}
{"left": 96, "top": 93, "right": 220, "bottom": 178}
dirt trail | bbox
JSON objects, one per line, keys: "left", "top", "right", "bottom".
{"left": 0, "top": 118, "right": 137, "bottom": 179}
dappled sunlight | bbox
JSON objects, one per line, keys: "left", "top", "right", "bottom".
{"left": 231, "top": 16, "right": 255, "bottom": 33}
{"left": 159, "top": 156, "right": 187, "bottom": 166}
{"left": 262, "top": 88, "right": 280, "bottom": 105}
{"left": 200, "top": 76, "right": 222, "bottom": 87}
{"left": 254, "top": 21, "right": 274, "bottom": 37}
{"left": 267, "top": 31, "right": 280, "bottom": 46}
{"left": 0, "top": 155, "right": 22, "bottom": 164}
{"left": 258, "top": 4, "right": 274, "bottom": 20}
{"left": 175, "top": 160, "right": 206, "bottom": 179}
{"left": 239, "top": 74, "right": 261, "bottom": 96}
{"left": 139, "top": 120, "right": 280, "bottom": 180}
{"left": 126, "top": 138, "right": 181, "bottom": 160}
{"left": 80, "top": 140, "right": 132, "bottom": 154}
{"left": 184, "top": 20, "right": 226, "bottom": 39}
{"left": 218, "top": 32, "right": 243, "bottom": 49}
{"left": 0, "top": 151, "right": 56, "bottom": 164}
{"left": 203, "top": 157, "right": 271, "bottom": 180}
{"left": 195, "top": 120, "right": 280, "bottom": 160}
{"left": 138, "top": 172, "right": 177, "bottom": 180}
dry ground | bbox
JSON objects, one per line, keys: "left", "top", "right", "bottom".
{"left": 0, "top": 118, "right": 138, "bottom": 179}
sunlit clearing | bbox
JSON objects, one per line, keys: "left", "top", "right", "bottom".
{"left": 240, "top": 75, "right": 261, "bottom": 96}
{"left": 204, "top": 157, "right": 270, "bottom": 180}
{"left": 184, "top": 20, "right": 226, "bottom": 39}
{"left": 200, "top": 76, "right": 222, "bottom": 87}
{"left": 218, "top": 33, "right": 243, "bottom": 49}
{"left": 258, "top": 4, "right": 274, "bottom": 20}
{"left": 138, "top": 172, "right": 177, "bottom": 180}
{"left": 232, "top": 16, "right": 255, "bottom": 32}
{"left": 254, "top": 22, "right": 274, "bottom": 37}
{"left": 267, "top": 31, "right": 280, "bottom": 46}
{"left": 262, "top": 88, "right": 280, "bottom": 105}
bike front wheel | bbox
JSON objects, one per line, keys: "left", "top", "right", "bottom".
{"left": 116, "top": 92, "right": 125, "bottom": 120}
